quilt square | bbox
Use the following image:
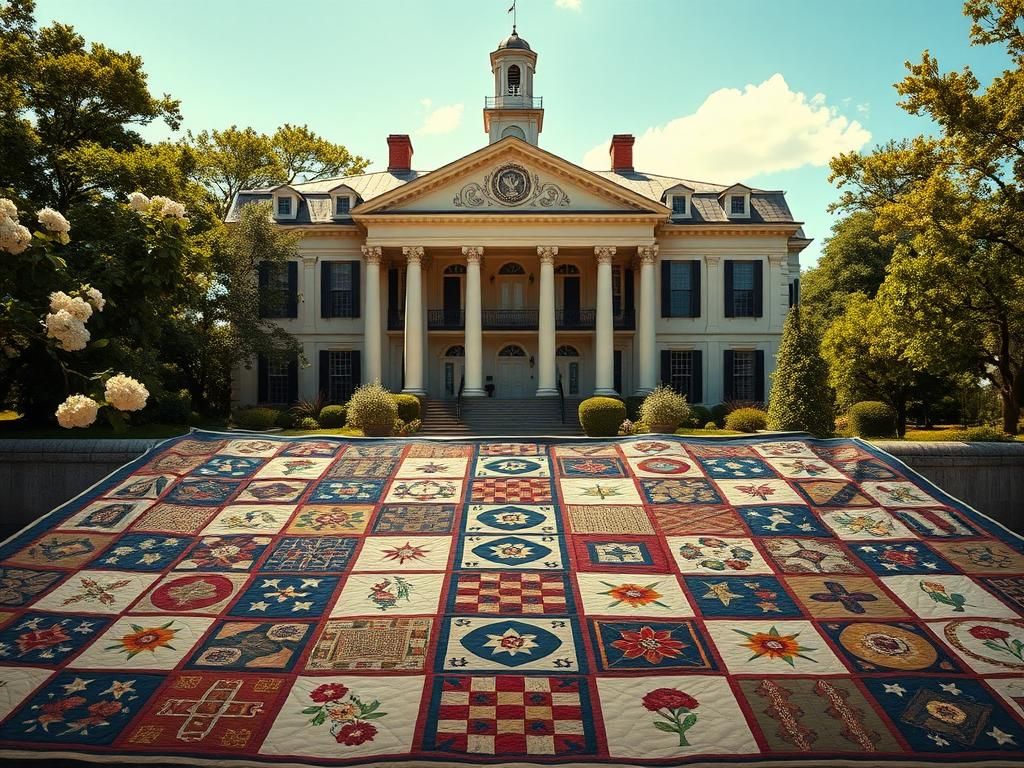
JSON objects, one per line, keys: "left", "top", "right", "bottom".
{"left": 666, "top": 536, "right": 773, "bottom": 574}
{"left": 833, "top": 458, "right": 904, "bottom": 482}
{"left": 87, "top": 533, "right": 191, "bottom": 571}
{"left": 235, "top": 479, "right": 308, "bottom": 503}
{"left": 30, "top": 570, "right": 157, "bottom": 615}
{"left": 641, "top": 478, "right": 721, "bottom": 505}
{"left": 794, "top": 479, "right": 875, "bottom": 508}
{"left": 0, "top": 671, "right": 163, "bottom": 745}
{"left": 132, "top": 572, "right": 248, "bottom": 615}
{"left": 472, "top": 478, "right": 551, "bottom": 504}
{"left": 763, "top": 456, "right": 848, "bottom": 480}
{"left": 228, "top": 575, "right": 339, "bottom": 618}
{"left": 752, "top": 440, "right": 820, "bottom": 458}
{"left": 139, "top": 452, "right": 206, "bottom": 475}
{"left": 406, "top": 442, "right": 473, "bottom": 457}
{"left": 862, "top": 481, "right": 940, "bottom": 508}
{"left": 343, "top": 443, "right": 405, "bottom": 457}
{"left": 305, "top": 617, "right": 431, "bottom": 671}
{"left": 924, "top": 618, "right": 1024, "bottom": 674}
{"left": 350, "top": 536, "right": 451, "bottom": 571}
{"left": 397, "top": 456, "right": 469, "bottom": 478}
{"left": 192, "top": 456, "right": 264, "bottom": 478}
{"left": 624, "top": 455, "right": 703, "bottom": 478}
{"left": 819, "top": 508, "right": 919, "bottom": 540}
{"left": 448, "top": 572, "right": 573, "bottom": 615}
{"left": 4, "top": 532, "right": 114, "bottom": 569}
{"left": 58, "top": 500, "right": 153, "bottom": 532}
{"left": 261, "top": 674, "right": 424, "bottom": 759}
{"left": 763, "top": 537, "right": 866, "bottom": 574}
{"left": 0, "top": 612, "right": 111, "bottom": 666}
{"left": 986, "top": 677, "right": 1024, "bottom": 721}
{"left": 329, "top": 572, "right": 444, "bottom": 617}
{"left": 811, "top": 443, "right": 875, "bottom": 462}
{"left": 188, "top": 620, "right": 311, "bottom": 671}
{"left": 104, "top": 474, "right": 175, "bottom": 500}
{"left": 981, "top": 576, "right": 1024, "bottom": 612}
{"left": 785, "top": 575, "right": 908, "bottom": 619}
{"left": 260, "top": 537, "right": 359, "bottom": 572}
{"left": 928, "top": 540, "right": 1024, "bottom": 575}
{"left": 457, "top": 534, "right": 566, "bottom": 570}
{"left": 0, "top": 667, "right": 55, "bottom": 723}
{"left": 881, "top": 575, "right": 1021, "bottom": 619}
{"left": 167, "top": 437, "right": 228, "bottom": 456}
{"left": 385, "top": 478, "right": 463, "bottom": 504}
{"left": 286, "top": 504, "right": 372, "bottom": 535}
{"left": 558, "top": 478, "right": 641, "bottom": 505}
{"left": 574, "top": 572, "right": 693, "bottom": 617}
{"left": 821, "top": 620, "right": 963, "bottom": 673}
{"left": 704, "top": 619, "right": 847, "bottom": 674}
{"left": 572, "top": 535, "right": 669, "bottom": 571}
{"left": 372, "top": 504, "right": 456, "bottom": 533}
{"left": 253, "top": 457, "right": 332, "bottom": 480}
{"left": 216, "top": 438, "right": 281, "bottom": 457}
{"left": 738, "top": 676, "right": 901, "bottom": 753}
{"left": 176, "top": 535, "right": 271, "bottom": 571}
{"left": 589, "top": 619, "right": 717, "bottom": 671}
{"left": 686, "top": 443, "right": 757, "bottom": 458}
{"left": 684, "top": 576, "right": 803, "bottom": 618}
{"left": 618, "top": 438, "right": 687, "bottom": 457}
{"left": 736, "top": 503, "right": 831, "bottom": 537}
{"left": 163, "top": 478, "right": 241, "bottom": 506}
{"left": 200, "top": 504, "right": 294, "bottom": 535}
{"left": 311, "top": 479, "right": 386, "bottom": 503}
{"left": 281, "top": 440, "right": 344, "bottom": 457}
{"left": 648, "top": 504, "right": 746, "bottom": 535}
{"left": 479, "top": 442, "right": 544, "bottom": 456}
{"left": 464, "top": 504, "right": 559, "bottom": 535}
{"left": 851, "top": 541, "right": 958, "bottom": 574}
{"left": 699, "top": 457, "right": 776, "bottom": 479}
{"left": 893, "top": 507, "right": 982, "bottom": 538}
{"left": 130, "top": 503, "right": 217, "bottom": 534}
{"left": 324, "top": 458, "right": 399, "bottom": 479}
{"left": 597, "top": 675, "right": 757, "bottom": 759}
{"left": 715, "top": 479, "right": 804, "bottom": 506}
{"left": 552, "top": 443, "right": 618, "bottom": 457}
{"left": 565, "top": 504, "right": 655, "bottom": 535}
{"left": 70, "top": 614, "right": 213, "bottom": 670}
{"left": 125, "top": 672, "right": 289, "bottom": 753}
{"left": 437, "top": 616, "right": 585, "bottom": 673}
{"left": 555, "top": 457, "right": 624, "bottom": 478}
{"left": 0, "top": 567, "right": 64, "bottom": 607}
{"left": 423, "top": 675, "right": 596, "bottom": 757}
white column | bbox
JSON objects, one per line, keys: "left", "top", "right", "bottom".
{"left": 536, "top": 246, "right": 558, "bottom": 396}
{"left": 462, "top": 246, "right": 486, "bottom": 396}
{"left": 594, "top": 246, "right": 617, "bottom": 395}
{"left": 301, "top": 255, "right": 318, "bottom": 333}
{"left": 768, "top": 253, "right": 787, "bottom": 332}
{"left": 401, "top": 246, "right": 426, "bottom": 395}
{"left": 705, "top": 254, "right": 722, "bottom": 331}
{"left": 361, "top": 246, "right": 383, "bottom": 384}
{"left": 636, "top": 245, "right": 658, "bottom": 394}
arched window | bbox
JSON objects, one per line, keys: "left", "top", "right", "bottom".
{"left": 444, "top": 264, "right": 467, "bottom": 275}
{"left": 501, "top": 125, "right": 526, "bottom": 140}
{"left": 444, "top": 345, "right": 465, "bottom": 357}
{"left": 554, "top": 264, "right": 580, "bottom": 275}
{"left": 498, "top": 344, "right": 526, "bottom": 357}
{"left": 498, "top": 262, "right": 526, "bottom": 275}
{"left": 507, "top": 64, "right": 521, "bottom": 95}
{"left": 556, "top": 345, "right": 580, "bottom": 357}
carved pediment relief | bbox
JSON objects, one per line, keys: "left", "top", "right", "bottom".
{"left": 452, "top": 163, "right": 570, "bottom": 209}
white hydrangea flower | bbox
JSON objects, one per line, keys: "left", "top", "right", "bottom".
{"left": 128, "top": 191, "right": 150, "bottom": 211}
{"left": 83, "top": 285, "right": 105, "bottom": 311}
{"left": 36, "top": 207, "right": 71, "bottom": 234}
{"left": 55, "top": 394, "right": 100, "bottom": 429}
{"left": 49, "top": 291, "right": 93, "bottom": 322}
{"left": 104, "top": 373, "right": 149, "bottom": 412}
{"left": 0, "top": 198, "right": 17, "bottom": 220}
{"left": 149, "top": 195, "right": 187, "bottom": 219}
{"left": 44, "top": 310, "right": 90, "bottom": 351}
{"left": 0, "top": 218, "right": 32, "bottom": 254}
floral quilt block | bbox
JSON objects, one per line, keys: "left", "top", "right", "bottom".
{"left": 350, "top": 536, "right": 452, "bottom": 572}
{"left": 574, "top": 572, "right": 693, "bottom": 618}
{"left": 395, "top": 456, "right": 470, "bottom": 478}
{"left": 3, "top": 532, "right": 115, "bottom": 569}
{"left": 881, "top": 575, "right": 1021, "bottom": 620}
{"left": 0, "top": 612, "right": 111, "bottom": 666}
{"left": 818, "top": 508, "right": 919, "bottom": 540}
{"left": 69, "top": 614, "right": 213, "bottom": 670}
{"left": 436, "top": 615, "right": 585, "bottom": 673}
{"left": 175, "top": 534, "right": 271, "bottom": 571}
{"left": 463, "top": 503, "right": 559, "bottom": 535}
{"left": 253, "top": 457, "right": 332, "bottom": 480}
{"left": 31, "top": 570, "right": 158, "bottom": 615}
{"left": 714, "top": 478, "right": 805, "bottom": 506}
{"left": 328, "top": 572, "right": 444, "bottom": 617}
{"left": 666, "top": 535, "right": 774, "bottom": 575}
{"left": 200, "top": 504, "right": 294, "bottom": 535}
{"left": 703, "top": 619, "right": 848, "bottom": 674}
{"left": 58, "top": 500, "right": 153, "bottom": 532}
{"left": 286, "top": 505, "right": 372, "bottom": 535}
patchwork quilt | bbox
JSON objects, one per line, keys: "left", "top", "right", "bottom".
{"left": 0, "top": 430, "right": 1021, "bottom": 767}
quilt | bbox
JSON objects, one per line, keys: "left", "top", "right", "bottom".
{"left": 0, "top": 429, "right": 1021, "bottom": 768}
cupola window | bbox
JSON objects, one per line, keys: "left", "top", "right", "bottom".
{"left": 507, "top": 64, "right": 521, "bottom": 95}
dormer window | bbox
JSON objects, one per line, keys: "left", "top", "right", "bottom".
{"left": 663, "top": 184, "right": 693, "bottom": 219}
{"left": 730, "top": 195, "right": 746, "bottom": 215}
{"left": 336, "top": 196, "right": 351, "bottom": 216}
{"left": 277, "top": 197, "right": 292, "bottom": 216}
{"left": 720, "top": 184, "right": 752, "bottom": 219}
{"left": 671, "top": 196, "right": 688, "bottom": 216}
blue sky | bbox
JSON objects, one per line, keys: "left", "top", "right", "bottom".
{"left": 34, "top": 0, "right": 1009, "bottom": 265}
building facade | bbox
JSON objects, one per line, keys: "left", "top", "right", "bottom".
{"left": 229, "top": 30, "right": 809, "bottom": 408}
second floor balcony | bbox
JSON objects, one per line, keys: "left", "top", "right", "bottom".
{"left": 387, "top": 307, "right": 635, "bottom": 331}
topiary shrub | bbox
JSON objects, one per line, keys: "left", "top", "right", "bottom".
{"left": 725, "top": 407, "right": 768, "bottom": 433}
{"left": 848, "top": 401, "right": 897, "bottom": 438}
{"left": 689, "top": 404, "right": 712, "bottom": 428}
{"left": 233, "top": 407, "right": 280, "bottom": 431}
{"left": 346, "top": 383, "right": 399, "bottom": 436}
{"left": 392, "top": 394, "right": 421, "bottom": 422}
{"left": 704, "top": 421, "right": 718, "bottom": 430}
{"left": 622, "top": 396, "right": 644, "bottom": 421}
{"left": 710, "top": 403, "right": 728, "bottom": 427}
{"left": 297, "top": 416, "right": 320, "bottom": 430}
{"left": 639, "top": 385, "right": 691, "bottom": 432}
{"left": 767, "top": 308, "right": 835, "bottom": 436}
{"left": 578, "top": 397, "right": 627, "bottom": 437}
{"left": 318, "top": 404, "right": 346, "bottom": 428}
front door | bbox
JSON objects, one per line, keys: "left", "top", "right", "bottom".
{"left": 497, "top": 359, "right": 528, "bottom": 398}
{"left": 441, "top": 358, "right": 464, "bottom": 399}
{"left": 563, "top": 276, "right": 581, "bottom": 326}
{"left": 443, "top": 276, "right": 461, "bottom": 326}
{"left": 500, "top": 280, "right": 525, "bottom": 309}
{"left": 557, "top": 357, "right": 581, "bottom": 396}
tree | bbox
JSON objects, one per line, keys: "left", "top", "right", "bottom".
{"left": 767, "top": 307, "right": 835, "bottom": 437}
{"left": 828, "top": 0, "right": 1024, "bottom": 433}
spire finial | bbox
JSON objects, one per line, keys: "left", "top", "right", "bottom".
{"left": 508, "top": 0, "right": 517, "bottom": 34}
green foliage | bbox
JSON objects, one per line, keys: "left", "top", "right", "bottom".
{"left": 291, "top": 394, "right": 327, "bottom": 422}
{"left": 151, "top": 389, "right": 192, "bottom": 425}
{"left": 618, "top": 419, "right": 637, "bottom": 436}
{"left": 274, "top": 408, "right": 296, "bottom": 429}
{"left": 318, "top": 404, "right": 346, "bottom": 428}
{"left": 345, "top": 382, "right": 398, "bottom": 433}
{"left": 767, "top": 308, "right": 835, "bottom": 437}
{"left": 233, "top": 407, "right": 280, "bottom": 431}
{"left": 396, "top": 418, "right": 421, "bottom": 436}
{"left": 689, "top": 405, "right": 712, "bottom": 428}
{"left": 905, "top": 425, "right": 1013, "bottom": 442}
{"left": 704, "top": 421, "right": 718, "bottom": 430}
{"left": 638, "top": 385, "right": 691, "bottom": 430}
{"left": 710, "top": 403, "right": 728, "bottom": 427}
{"left": 578, "top": 397, "right": 627, "bottom": 437}
{"left": 848, "top": 401, "right": 898, "bottom": 438}
{"left": 391, "top": 394, "right": 421, "bottom": 423}
{"left": 297, "top": 416, "right": 319, "bottom": 431}
{"left": 725, "top": 407, "right": 768, "bottom": 433}
{"left": 622, "top": 396, "right": 644, "bottom": 421}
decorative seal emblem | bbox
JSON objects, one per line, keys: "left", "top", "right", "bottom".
{"left": 490, "top": 163, "right": 532, "bottom": 205}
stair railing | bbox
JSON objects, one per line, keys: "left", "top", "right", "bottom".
{"left": 455, "top": 374, "right": 465, "bottom": 421}
{"left": 557, "top": 372, "right": 566, "bottom": 424}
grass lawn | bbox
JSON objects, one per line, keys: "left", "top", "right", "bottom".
{"left": 675, "top": 427, "right": 742, "bottom": 436}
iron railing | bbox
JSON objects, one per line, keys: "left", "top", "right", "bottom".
{"left": 455, "top": 374, "right": 465, "bottom": 421}
{"left": 555, "top": 309, "right": 595, "bottom": 330}
{"left": 388, "top": 306, "right": 634, "bottom": 331}
{"left": 482, "top": 309, "right": 538, "bottom": 330}
{"left": 556, "top": 372, "right": 566, "bottom": 425}
{"left": 485, "top": 95, "right": 543, "bottom": 110}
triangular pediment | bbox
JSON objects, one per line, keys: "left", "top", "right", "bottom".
{"left": 354, "top": 137, "right": 668, "bottom": 217}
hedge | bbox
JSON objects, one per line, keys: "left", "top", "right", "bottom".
{"left": 725, "top": 407, "right": 768, "bottom": 433}
{"left": 578, "top": 397, "right": 627, "bottom": 437}
{"left": 848, "top": 401, "right": 897, "bottom": 438}
{"left": 318, "top": 404, "right": 347, "bottom": 428}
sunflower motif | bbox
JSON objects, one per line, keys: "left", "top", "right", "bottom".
{"left": 601, "top": 581, "right": 668, "bottom": 609}
{"left": 733, "top": 625, "right": 817, "bottom": 666}
{"left": 108, "top": 621, "right": 178, "bottom": 659}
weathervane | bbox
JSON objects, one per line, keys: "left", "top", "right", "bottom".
{"left": 508, "top": 0, "right": 517, "bottom": 33}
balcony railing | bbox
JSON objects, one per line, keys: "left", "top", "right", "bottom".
{"left": 387, "top": 306, "right": 634, "bottom": 331}
{"left": 485, "top": 95, "right": 543, "bottom": 110}
{"left": 556, "top": 309, "right": 595, "bottom": 330}
{"left": 482, "top": 309, "right": 537, "bottom": 330}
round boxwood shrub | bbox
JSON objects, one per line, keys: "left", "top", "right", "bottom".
{"left": 710, "top": 403, "right": 729, "bottom": 427}
{"left": 689, "top": 404, "right": 712, "bottom": 428}
{"left": 578, "top": 397, "right": 627, "bottom": 437}
{"left": 392, "top": 394, "right": 421, "bottom": 423}
{"left": 318, "top": 404, "right": 347, "bottom": 428}
{"left": 725, "top": 407, "right": 768, "bottom": 433}
{"left": 233, "top": 407, "right": 280, "bottom": 431}
{"left": 347, "top": 382, "right": 399, "bottom": 436}
{"left": 704, "top": 421, "right": 718, "bottom": 430}
{"left": 297, "top": 416, "right": 320, "bottom": 431}
{"left": 848, "top": 401, "right": 897, "bottom": 438}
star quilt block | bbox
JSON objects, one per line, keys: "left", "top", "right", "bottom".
{"left": 588, "top": 618, "right": 718, "bottom": 671}
{"left": 572, "top": 535, "right": 669, "bottom": 571}
{"left": 0, "top": 612, "right": 111, "bottom": 666}
{"left": 456, "top": 534, "right": 566, "bottom": 570}
{"left": 350, "top": 536, "right": 452, "bottom": 571}
{"left": 228, "top": 575, "right": 339, "bottom": 618}
{"left": 463, "top": 503, "right": 559, "bottom": 535}
{"left": 87, "top": 533, "right": 190, "bottom": 571}
{"left": 736, "top": 503, "right": 832, "bottom": 537}
{"left": 684, "top": 575, "right": 803, "bottom": 618}
{"left": 69, "top": 614, "right": 213, "bottom": 670}
{"left": 436, "top": 615, "right": 586, "bottom": 673}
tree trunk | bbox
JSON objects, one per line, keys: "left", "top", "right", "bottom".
{"left": 1004, "top": 384, "right": 1022, "bottom": 435}
{"left": 895, "top": 398, "right": 908, "bottom": 438}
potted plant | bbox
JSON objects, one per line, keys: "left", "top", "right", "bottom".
{"left": 639, "top": 385, "right": 692, "bottom": 434}
{"left": 344, "top": 382, "right": 399, "bottom": 437}
{"left": 485, "top": 376, "right": 495, "bottom": 398}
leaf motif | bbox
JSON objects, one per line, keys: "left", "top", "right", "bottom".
{"left": 310, "top": 710, "right": 326, "bottom": 727}
{"left": 652, "top": 721, "right": 677, "bottom": 732}
{"left": 680, "top": 713, "right": 697, "bottom": 729}
{"left": 301, "top": 706, "right": 321, "bottom": 714}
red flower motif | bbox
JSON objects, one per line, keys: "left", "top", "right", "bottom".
{"left": 38, "top": 696, "right": 85, "bottom": 726}
{"left": 16, "top": 624, "right": 70, "bottom": 654}
{"left": 335, "top": 721, "right": 378, "bottom": 746}
{"left": 881, "top": 550, "right": 917, "bottom": 567}
{"left": 724, "top": 559, "right": 750, "bottom": 571}
{"left": 968, "top": 625, "right": 1011, "bottom": 641}
{"left": 310, "top": 683, "right": 349, "bottom": 703}
{"left": 87, "top": 700, "right": 123, "bottom": 719}
{"left": 642, "top": 688, "right": 699, "bottom": 712}
{"left": 611, "top": 626, "right": 686, "bottom": 664}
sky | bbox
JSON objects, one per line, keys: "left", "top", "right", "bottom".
{"left": 32, "top": 0, "right": 1011, "bottom": 266}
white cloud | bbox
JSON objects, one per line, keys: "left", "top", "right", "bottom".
{"left": 582, "top": 74, "right": 871, "bottom": 181}
{"left": 416, "top": 102, "right": 465, "bottom": 136}
{"left": 555, "top": 0, "right": 583, "bottom": 10}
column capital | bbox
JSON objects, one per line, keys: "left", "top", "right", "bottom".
{"left": 705, "top": 254, "right": 722, "bottom": 266}
{"left": 594, "top": 246, "right": 617, "bottom": 264}
{"left": 402, "top": 246, "right": 424, "bottom": 264}
{"left": 537, "top": 245, "right": 559, "bottom": 264}
{"left": 300, "top": 254, "right": 319, "bottom": 267}
{"left": 361, "top": 245, "right": 383, "bottom": 264}
{"left": 637, "top": 245, "right": 659, "bottom": 264}
{"left": 767, "top": 252, "right": 787, "bottom": 265}
{"left": 461, "top": 246, "right": 484, "bottom": 263}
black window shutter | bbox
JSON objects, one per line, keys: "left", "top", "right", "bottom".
{"left": 723, "top": 350, "right": 735, "bottom": 401}
{"left": 258, "top": 262, "right": 270, "bottom": 318}
{"left": 660, "top": 261, "right": 671, "bottom": 317}
{"left": 286, "top": 356, "right": 298, "bottom": 402}
{"left": 286, "top": 261, "right": 298, "bottom": 318}
{"left": 690, "top": 260, "right": 701, "bottom": 317}
{"left": 351, "top": 261, "right": 361, "bottom": 318}
{"left": 753, "top": 261, "right": 764, "bottom": 317}
{"left": 624, "top": 268, "right": 634, "bottom": 315}
{"left": 613, "top": 350, "right": 622, "bottom": 394}
{"left": 690, "top": 350, "right": 703, "bottom": 404}
{"left": 724, "top": 260, "right": 735, "bottom": 317}
{"left": 321, "top": 263, "right": 332, "bottom": 318}
{"left": 319, "top": 351, "right": 330, "bottom": 399}
{"left": 351, "top": 350, "right": 362, "bottom": 389}
{"left": 793, "top": 277, "right": 800, "bottom": 306}
{"left": 660, "top": 350, "right": 671, "bottom": 387}
{"left": 388, "top": 267, "right": 399, "bottom": 320}
{"left": 257, "top": 355, "right": 268, "bottom": 403}
{"left": 788, "top": 282, "right": 794, "bottom": 308}
{"left": 755, "top": 349, "right": 766, "bottom": 403}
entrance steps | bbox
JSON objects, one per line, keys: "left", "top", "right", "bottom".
{"left": 418, "top": 399, "right": 474, "bottom": 437}
{"left": 459, "top": 397, "right": 583, "bottom": 437}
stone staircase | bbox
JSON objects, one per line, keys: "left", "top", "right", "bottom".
{"left": 418, "top": 399, "right": 474, "bottom": 437}
{"left": 458, "top": 397, "right": 583, "bottom": 437}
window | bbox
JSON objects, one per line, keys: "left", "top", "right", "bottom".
{"left": 671, "top": 195, "right": 687, "bottom": 215}
{"left": 669, "top": 351, "right": 693, "bottom": 399}
{"left": 568, "top": 362, "right": 579, "bottom": 395}
{"left": 661, "top": 261, "right": 699, "bottom": 318}
{"left": 328, "top": 351, "right": 356, "bottom": 402}
{"left": 732, "top": 351, "right": 756, "bottom": 401}
{"left": 266, "top": 360, "right": 290, "bottom": 405}
{"left": 498, "top": 344, "right": 526, "bottom": 357}
{"left": 335, "top": 196, "right": 350, "bottom": 216}
{"left": 259, "top": 261, "right": 297, "bottom": 318}
{"left": 789, "top": 277, "right": 800, "bottom": 308}
{"left": 444, "top": 345, "right": 465, "bottom": 357}
{"left": 556, "top": 345, "right": 580, "bottom": 357}
{"left": 498, "top": 262, "right": 526, "bottom": 275}
{"left": 321, "top": 261, "right": 360, "bottom": 318}
{"left": 731, "top": 261, "right": 756, "bottom": 317}
{"left": 258, "top": 354, "right": 296, "bottom": 405}
{"left": 277, "top": 197, "right": 292, "bottom": 216}
{"left": 730, "top": 195, "right": 746, "bottom": 215}
{"left": 507, "top": 64, "right": 521, "bottom": 95}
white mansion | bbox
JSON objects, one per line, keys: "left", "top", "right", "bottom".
{"left": 229, "top": 30, "right": 809, "bottom": 409}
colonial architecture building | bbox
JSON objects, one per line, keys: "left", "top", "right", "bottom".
{"left": 229, "top": 29, "right": 809, "bottom": 410}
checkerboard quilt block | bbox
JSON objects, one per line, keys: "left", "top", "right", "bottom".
{"left": 0, "top": 430, "right": 1021, "bottom": 767}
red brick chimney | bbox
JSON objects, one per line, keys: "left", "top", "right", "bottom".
{"left": 387, "top": 134, "right": 414, "bottom": 172}
{"left": 609, "top": 134, "right": 635, "bottom": 173}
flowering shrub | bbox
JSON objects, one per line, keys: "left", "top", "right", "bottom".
{"left": 618, "top": 418, "right": 637, "bottom": 436}
{"left": 639, "top": 386, "right": 691, "bottom": 430}
{"left": 345, "top": 382, "right": 398, "bottom": 436}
